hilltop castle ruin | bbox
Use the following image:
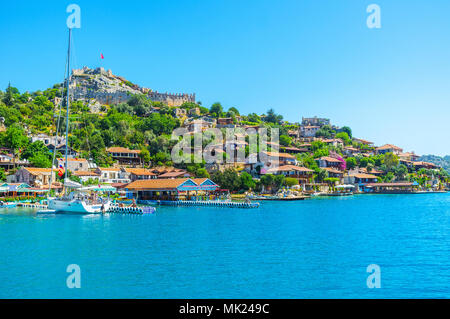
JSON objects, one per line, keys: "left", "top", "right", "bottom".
{"left": 70, "top": 67, "right": 195, "bottom": 107}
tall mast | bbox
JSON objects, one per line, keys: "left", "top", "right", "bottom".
{"left": 64, "top": 28, "right": 72, "bottom": 182}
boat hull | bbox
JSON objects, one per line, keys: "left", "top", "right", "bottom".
{"left": 48, "top": 199, "right": 110, "bottom": 214}
{"left": 0, "top": 202, "right": 17, "bottom": 208}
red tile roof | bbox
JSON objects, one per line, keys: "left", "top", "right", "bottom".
{"left": 107, "top": 147, "right": 141, "bottom": 154}
{"left": 73, "top": 171, "right": 100, "bottom": 177}
{"left": 267, "top": 165, "right": 313, "bottom": 173}
{"left": 158, "top": 171, "right": 190, "bottom": 178}
{"left": 318, "top": 156, "right": 342, "bottom": 163}
{"left": 123, "top": 168, "right": 156, "bottom": 176}
{"left": 263, "top": 151, "right": 296, "bottom": 159}
{"left": 349, "top": 173, "right": 379, "bottom": 179}
{"left": 376, "top": 144, "right": 403, "bottom": 151}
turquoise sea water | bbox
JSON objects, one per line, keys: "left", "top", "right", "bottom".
{"left": 0, "top": 193, "right": 449, "bottom": 298}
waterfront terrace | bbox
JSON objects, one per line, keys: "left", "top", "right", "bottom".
{"left": 365, "top": 182, "right": 419, "bottom": 194}
{"left": 125, "top": 178, "right": 219, "bottom": 201}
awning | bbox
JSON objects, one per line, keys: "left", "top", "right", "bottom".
{"left": 64, "top": 179, "right": 82, "bottom": 188}
{"left": 335, "top": 184, "right": 355, "bottom": 188}
{"left": 0, "top": 187, "right": 9, "bottom": 193}
{"left": 81, "top": 185, "right": 116, "bottom": 192}
{"left": 16, "top": 188, "right": 49, "bottom": 193}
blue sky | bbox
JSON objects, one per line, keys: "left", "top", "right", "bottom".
{"left": 1, "top": 0, "right": 449, "bottom": 156}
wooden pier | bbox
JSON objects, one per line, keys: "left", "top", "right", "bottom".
{"left": 17, "top": 203, "right": 48, "bottom": 209}
{"left": 138, "top": 200, "right": 260, "bottom": 208}
{"left": 107, "top": 205, "right": 155, "bottom": 214}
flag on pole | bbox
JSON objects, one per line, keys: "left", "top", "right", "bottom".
{"left": 101, "top": 53, "right": 104, "bottom": 59}
{"left": 58, "top": 164, "right": 65, "bottom": 177}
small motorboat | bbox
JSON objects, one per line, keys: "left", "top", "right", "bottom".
{"left": 0, "top": 201, "right": 17, "bottom": 208}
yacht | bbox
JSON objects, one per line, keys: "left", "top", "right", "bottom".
{"left": 47, "top": 28, "right": 112, "bottom": 214}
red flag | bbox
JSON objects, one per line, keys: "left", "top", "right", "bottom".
{"left": 101, "top": 53, "right": 104, "bottom": 59}
{"left": 58, "top": 164, "right": 65, "bottom": 177}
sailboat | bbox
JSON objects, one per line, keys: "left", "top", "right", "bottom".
{"left": 48, "top": 28, "right": 111, "bottom": 214}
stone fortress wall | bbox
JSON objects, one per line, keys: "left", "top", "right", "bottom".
{"left": 70, "top": 67, "right": 195, "bottom": 107}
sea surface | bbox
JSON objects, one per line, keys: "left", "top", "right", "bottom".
{"left": 0, "top": 193, "right": 449, "bottom": 298}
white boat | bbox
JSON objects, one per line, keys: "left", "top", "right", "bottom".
{"left": 47, "top": 28, "right": 112, "bottom": 214}
{"left": 48, "top": 180, "right": 112, "bottom": 214}
{"left": 0, "top": 201, "right": 17, "bottom": 208}
{"left": 48, "top": 197, "right": 110, "bottom": 214}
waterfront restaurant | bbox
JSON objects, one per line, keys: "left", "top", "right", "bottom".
{"left": 125, "top": 178, "right": 219, "bottom": 202}
{"left": 0, "top": 183, "right": 49, "bottom": 198}
{"left": 343, "top": 173, "right": 379, "bottom": 192}
{"left": 364, "top": 182, "right": 419, "bottom": 194}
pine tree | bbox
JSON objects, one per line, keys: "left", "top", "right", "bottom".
{"left": 3, "top": 82, "right": 14, "bottom": 106}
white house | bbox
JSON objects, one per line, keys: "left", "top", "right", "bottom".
{"left": 72, "top": 171, "right": 100, "bottom": 183}
{"left": 94, "top": 167, "right": 130, "bottom": 184}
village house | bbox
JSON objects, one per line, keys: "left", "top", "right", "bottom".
{"left": 413, "top": 161, "right": 438, "bottom": 170}
{"left": 158, "top": 170, "right": 192, "bottom": 179}
{"left": 13, "top": 167, "right": 56, "bottom": 187}
{"left": 281, "top": 146, "right": 309, "bottom": 155}
{"left": 174, "top": 108, "right": 187, "bottom": 118}
{"left": 343, "top": 173, "right": 379, "bottom": 191}
{"left": 72, "top": 171, "right": 100, "bottom": 183}
{"left": 262, "top": 151, "right": 297, "bottom": 166}
{"left": 376, "top": 144, "right": 403, "bottom": 155}
{"left": 288, "top": 129, "right": 300, "bottom": 140}
{"left": 57, "top": 158, "right": 91, "bottom": 173}
{"left": 300, "top": 125, "right": 320, "bottom": 138}
{"left": 253, "top": 151, "right": 297, "bottom": 174}
{"left": 188, "top": 107, "right": 201, "bottom": 117}
{"left": 146, "top": 166, "right": 193, "bottom": 178}
{"left": 323, "top": 167, "right": 344, "bottom": 179}
{"left": 95, "top": 167, "right": 130, "bottom": 184}
{"left": 203, "top": 144, "right": 225, "bottom": 160}
{"left": 316, "top": 156, "right": 343, "bottom": 169}
{"left": 186, "top": 118, "right": 214, "bottom": 133}
{"left": 216, "top": 117, "right": 235, "bottom": 128}
{"left": 0, "top": 153, "right": 14, "bottom": 163}
{"left": 301, "top": 116, "right": 330, "bottom": 127}
{"left": 358, "top": 167, "right": 384, "bottom": 176}
{"left": 121, "top": 168, "right": 157, "bottom": 182}
{"left": 398, "top": 152, "right": 420, "bottom": 162}
{"left": 321, "top": 138, "right": 344, "bottom": 148}
{"left": 106, "top": 147, "right": 141, "bottom": 165}
{"left": 343, "top": 146, "right": 361, "bottom": 157}
{"left": 244, "top": 124, "right": 262, "bottom": 131}
{"left": 266, "top": 165, "right": 313, "bottom": 184}
{"left": 0, "top": 152, "right": 30, "bottom": 171}
{"left": 353, "top": 138, "right": 374, "bottom": 146}
{"left": 48, "top": 143, "right": 78, "bottom": 157}
{"left": 223, "top": 139, "right": 248, "bottom": 163}
{"left": 399, "top": 158, "right": 414, "bottom": 169}
{"left": 30, "top": 133, "right": 65, "bottom": 147}
{"left": 30, "top": 134, "right": 79, "bottom": 157}
{"left": 149, "top": 106, "right": 160, "bottom": 114}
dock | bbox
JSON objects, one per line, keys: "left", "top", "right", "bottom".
{"left": 253, "top": 196, "right": 309, "bottom": 201}
{"left": 17, "top": 203, "right": 48, "bottom": 209}
{"left": 138, "top": 199, "right": 260, "bottom": 208}
{"left": 107, "top": 205, "right": 155, "bottom": 214}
